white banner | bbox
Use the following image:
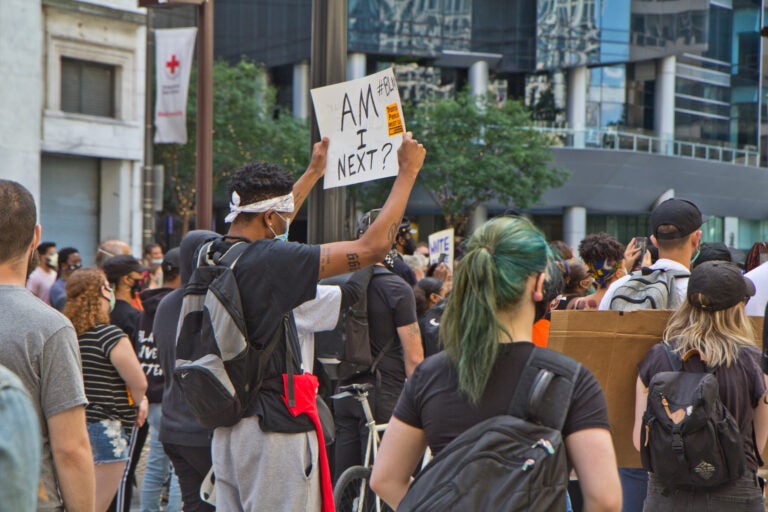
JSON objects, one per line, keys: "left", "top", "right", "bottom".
{"left": 154, "top": 28, "right": 197, "bottom": 144}
{"left": 428, "top": 228, "right": 455, "bottom": 272}
{"left": 310, "top": 68, "right": 406, "bottom": 189}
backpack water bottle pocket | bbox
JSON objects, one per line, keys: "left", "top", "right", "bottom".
{"left": 174, "top": 354, "right": 243, "bottom": 429}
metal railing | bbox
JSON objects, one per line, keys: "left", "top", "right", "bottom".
{"left": 533, "top": 127, "right": 761, "bottom": 167}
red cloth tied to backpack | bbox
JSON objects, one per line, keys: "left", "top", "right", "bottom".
{"left": 282, "top": 373, "right": 334, "bottom": 512}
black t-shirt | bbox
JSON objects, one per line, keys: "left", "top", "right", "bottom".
{"left": 232, "top": 239, "right": 320, "bottom": 433}
{"left": 394, "top": 342, "right": 610, "bottom": 457}
{"left": 340, "top": 267, "right": 418, "bottom": 420}
{"left": 110, "top": 299, "right": 140, "bottom": 342}
{"left": 638, "top": 342, "right": 766, "bottom": 470}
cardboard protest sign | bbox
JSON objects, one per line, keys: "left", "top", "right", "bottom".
{"left": 310, "top": 68, "right": 405, "bottom": 189}
{"left": 428, "top": 228, "right": 454, "bottom": 271}
{"left": 548, "top": 310, "right": 764, "bottom": 468}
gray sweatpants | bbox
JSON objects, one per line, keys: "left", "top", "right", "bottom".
{"left": 212, "top": 416, "right": 321, "bottom": 512}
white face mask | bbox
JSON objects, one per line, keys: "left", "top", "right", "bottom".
{"left": 269, "top": 212, "right": 290, "bottom": 242}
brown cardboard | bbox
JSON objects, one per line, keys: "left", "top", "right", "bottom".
{"left": 548, "top": 310, "right": 764, "bottom": 468}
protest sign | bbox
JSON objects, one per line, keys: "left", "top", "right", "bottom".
{"left": 548, "top": 310, "right": 764, "bottom": 468}
{"left": 154, "top": 28, "right": 197, "bottom": 144}
{"left": 428, "top": 228, "right": 454, "bottom": 271}
{"left": 310, "top": 68, "right": 406, "bottom": 189}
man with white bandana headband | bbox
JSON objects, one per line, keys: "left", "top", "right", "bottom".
{"left": 203, "top": 134, "right": 426, "bottom": 512}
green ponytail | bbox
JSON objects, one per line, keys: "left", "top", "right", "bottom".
{"left": 440, "top": 217, "right": 548, "bottom": 404}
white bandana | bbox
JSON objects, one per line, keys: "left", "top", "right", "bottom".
{"left": 224, "top": 192, "right": 294, "bottom": 223}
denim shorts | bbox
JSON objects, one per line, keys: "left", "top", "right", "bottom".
{"left": 87, "top": 419, "right": 130, "bottom": 463}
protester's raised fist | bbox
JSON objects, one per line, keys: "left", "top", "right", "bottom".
{"left": 308, "top": 136, "right": 330, "bottom": 176}
{"left": 398, "top": 132, "right": 426, "bottom": 178}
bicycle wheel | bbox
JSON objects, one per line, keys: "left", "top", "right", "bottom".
{"left": 333, "top": 465, "right": 392, "bottom": 512}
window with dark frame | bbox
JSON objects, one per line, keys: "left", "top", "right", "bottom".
{"left": 60, "top": 58, "right": 116, "bottom": 118}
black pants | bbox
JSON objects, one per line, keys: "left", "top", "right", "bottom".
{"left": 108, "top": 422, "right": 148, "bottom": 512}
{"left": 163, "top": 442, "right": 215, "bottom": 512}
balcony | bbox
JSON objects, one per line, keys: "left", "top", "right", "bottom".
{"left": 533, "top": 126, "right": 761, "bottom": 168}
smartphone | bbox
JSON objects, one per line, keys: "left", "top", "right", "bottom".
{"left": 437, "top": 253, "right": 447, "bottom": 265}
{"left": 634, "top": 237, "right": 648, "bottom": 256}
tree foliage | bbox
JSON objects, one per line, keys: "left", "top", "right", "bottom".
{"left": 407, "top": 92, "right": 567, "bottom": 236}
{"left": 154, "top": 58, "right": 310, "bottom": 233}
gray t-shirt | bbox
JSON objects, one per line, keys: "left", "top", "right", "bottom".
{"left": 0, "top": 286, "right": 87, "bottom": 511}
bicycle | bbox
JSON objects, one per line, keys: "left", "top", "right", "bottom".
{"left": 332, "top": 383, "right": 433, "bottom": 512}
{"left": 332, "top": 383, "right": 391, "bottom": 512}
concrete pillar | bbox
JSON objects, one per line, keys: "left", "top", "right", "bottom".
{"left": 347, "top": 52, "right": 366, "bottom": 81}
{"left": 567, "top": 66, "right": 588, "bottom": 148}
{"left": 292, "top": 60, "right": 310, "bottom": 120}
{"left": 0, "top": 0, "right": 42, "bottom": 202}
{"left": 724, "top": 216, "right": 739, "bottom": 248}
{"left": 469, "top": 205, "right": 488, "bottom": 236}
{"left": 563, "top": 206, "right": 587, "bottom": 253}
{"left": 655, "top": 55, "right": 676, "bottom": 155}
{"left": 552, "top": 70, "right": 566, "bottom": 118}
{"left": 469, "top": 60, "right": 489, "bottom": 97}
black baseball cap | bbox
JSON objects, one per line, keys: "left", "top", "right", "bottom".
{"left": 161, "top": 248, "right": 181, "bottom": 274}
{"left": 651, "top": 198, "right": 707, "bottom": 240}
{"left": 102, "top": 255, "right": 149, "bottom": 284}
{"left": 687, "top": 261, "right": 755, "bottom": 311}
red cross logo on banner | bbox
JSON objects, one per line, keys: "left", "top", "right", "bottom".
{"left": 166, "top": 54, "right": 180, "bottom": 75}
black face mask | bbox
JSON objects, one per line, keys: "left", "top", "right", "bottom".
{"left": 403, "top": 237, "right": 417, "bottom": 255}
{"left": 130, "top": 278, "right": 146, "bottom": 296}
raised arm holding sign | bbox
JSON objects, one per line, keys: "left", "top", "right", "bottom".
{"left": 311, "top": 68, "right": 406, "bottom": 189}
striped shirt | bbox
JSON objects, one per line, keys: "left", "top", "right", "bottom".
{"left": 79, "top": 324, "right": 136, "bottom": 425}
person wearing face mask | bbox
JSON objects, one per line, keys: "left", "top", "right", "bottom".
{"left": 573, "top": 233, "right": 627, "bottom": 311}
{"left": 143, "top": 243, "right": 165, "bottom": 290}
{"left": 369, "top": 216, "right": 621, "bottom": 511}
{"left": 26, "top": 241, "right": 58, "bottom": 304}
{"left": 101, "top": 254, "right": 150, "bottom": 512}
{"left": 50, "top": 246, "right": 82, "bottom": 311}
{"left": 63, "top": 268, "right": 148, "bottom": 512}
{"left": 414, "top": 277, "right": 448, "bottom": 357}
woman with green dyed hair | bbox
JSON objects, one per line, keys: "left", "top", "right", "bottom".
{"left": 370, "top": 216, "right": 622, "bottom": 511}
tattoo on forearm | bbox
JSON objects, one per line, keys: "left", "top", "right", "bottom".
{"left": 387, "top": 222, "right": 398, "bottom": 244}
{"left": 294, "top": 192, "right": 303, "bottom": 205}
{"left": 346, "top": 253, "right": 361, "bottom": 271}
{"left": 407, "top": 323, "right": 421, "bottom": 338}
{"left": 320, "top": 247, "right": 331, "bottom": 273}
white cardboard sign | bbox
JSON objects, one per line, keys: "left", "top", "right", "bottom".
{"left": 310, "top": 68, "right": 406, "bottom": 189}
{"left": 428, "top": 228, "right": 455, "bottom": 271}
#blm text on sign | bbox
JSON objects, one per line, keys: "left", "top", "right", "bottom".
{"left": 310, "top": 68, "right": 406, "bottom": 189}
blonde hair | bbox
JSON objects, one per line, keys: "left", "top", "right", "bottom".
{"left": 64, "top": 268, "right": 110, "bottom": 336}
{"left": 663, "top": 299, "right": 756, "bottom": 368}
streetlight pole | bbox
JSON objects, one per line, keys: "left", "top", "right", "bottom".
{"left": 308, "top": 0, "right": 348, "bottom": 244}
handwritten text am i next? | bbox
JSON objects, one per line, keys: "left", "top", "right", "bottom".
{"left": 311, "top": 68, "right": 406, "bottom": 189}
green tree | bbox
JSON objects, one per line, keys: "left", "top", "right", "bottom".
{"left": 154, "top": 58, "right": 309, "bottom": 233}
{"left": 407, "top": 92, "right": 568, "bottom": 236}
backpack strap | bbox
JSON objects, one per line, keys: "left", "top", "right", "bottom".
{"left": 366, "top": 265, "right": 397, "bottom": 375}
{"left": 508, "top": 347, "right": 581, "bottom": 431}
{"left": 662, "top": 341, "right": 683, "bottom": 371}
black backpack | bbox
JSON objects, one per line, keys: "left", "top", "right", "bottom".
{"left": 397, "top": 348, "right": 580, "bottom": 512}
{"left": 173, "top": 238, "right": 294, "bottom": 429}
{"left": 316, "top": 266, "right": 393, "bottom": 380}
{"left": 640, "top": 343, "right": 746, "bottom": 489}
{"left": 609, "top": 267, "right": 689, "bottom": 311}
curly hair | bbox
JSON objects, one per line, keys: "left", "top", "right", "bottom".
{"left": 64, "top": 268, "right": 110, "bottom": 336}
{"left": 226, "top": 161, "right": 294, "bottom": 226}
{"left": 578, "top": 233, "right": 625, "bottom": 265}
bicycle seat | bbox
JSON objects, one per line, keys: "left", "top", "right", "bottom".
{"left": 332, "top": 383, "right": 374, "bottom": 399}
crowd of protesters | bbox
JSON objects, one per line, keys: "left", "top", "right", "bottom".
{"left": 1, "top": 132, "right": 768, "bottom": 512}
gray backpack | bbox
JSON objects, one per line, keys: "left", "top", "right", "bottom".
{"left": 609, "top": 267, "right": 689, "bottom": 311}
